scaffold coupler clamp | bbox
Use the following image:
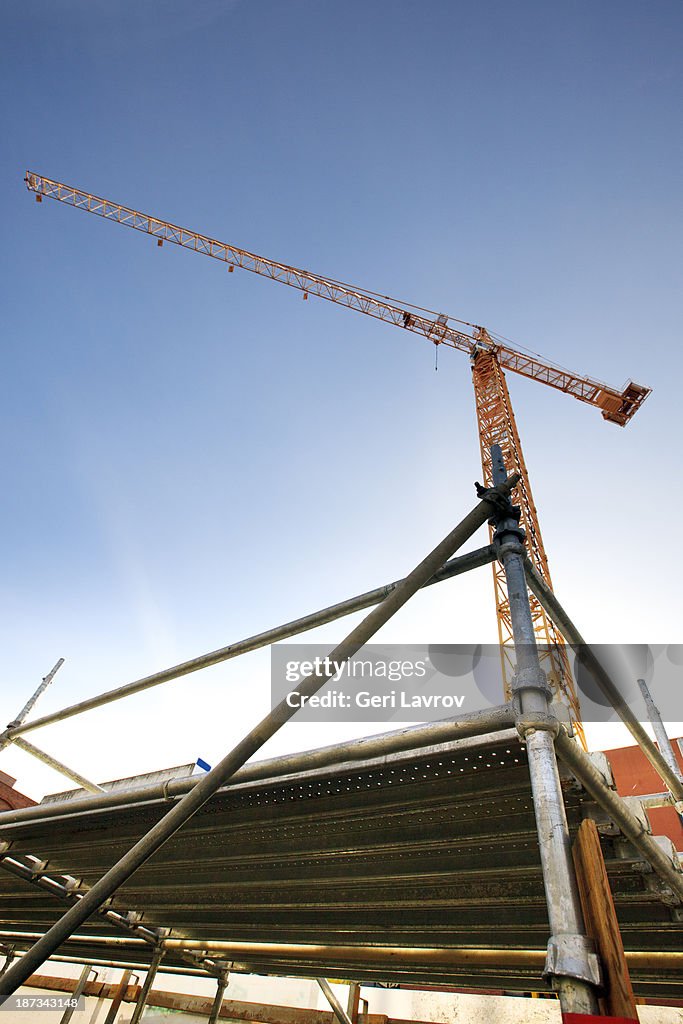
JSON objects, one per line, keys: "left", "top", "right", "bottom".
{"left": 511, "top": 661, "right": 554, "bottom": 714}
{"left": 476, "top": 479, "right": 521, "bottom": 518}
{"left": 544, "top": 934, "right": 602, "bottom": 988}
{"left": 476, "top": 482, "right": 526, "bottom": 558}
{"left": 214, "top": 961, "right": 232, "bottom": 984}
{"left": 0, "top": 944, "right": 15, "bottom": 977}
{"left": 515, "top": 709, "right": 561, "bottom": 740}
{"left": 475, "top": 480, "right": 515, "bottom": 516}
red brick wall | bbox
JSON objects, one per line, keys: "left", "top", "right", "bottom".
{"left": 0, "top": 779, "right": 36, "bottom": 812}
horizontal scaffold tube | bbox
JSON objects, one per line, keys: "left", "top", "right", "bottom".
{"left": 3, "top": 545, "right": 496, "bottom": 741}
{"left": 1, "top": 933, "right": 680, "bottom": 974}
{"left": 523, "top": 556, "right": 683, "bottom": 804}
{"left": 42, "top": 958, "right": 213, "bottom": 978}
{"left": 160, "top": 938, "right": 683, "bottom": 972}
{"left": 0, "top": 707, "right": 516, "bottom": 826}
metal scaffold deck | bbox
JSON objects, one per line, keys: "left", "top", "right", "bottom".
{"left": 0, "top": 727, "right": 681, "bottom": 1000}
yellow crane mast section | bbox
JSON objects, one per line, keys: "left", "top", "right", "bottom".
{"left": 25, "top": 172, "right": 650, "bottom": 426}
{"left": 472, "top": 349, "right": 584, "bottom": 742}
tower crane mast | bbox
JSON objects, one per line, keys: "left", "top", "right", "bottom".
{"left": 24, "top": 171, "right": 651, "bottom": 745}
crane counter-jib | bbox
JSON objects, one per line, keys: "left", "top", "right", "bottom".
{"left": 24, "top": 171, "right": 650, "bottom": 425}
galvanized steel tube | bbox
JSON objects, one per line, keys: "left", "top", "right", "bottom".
{"left": 555, "top": 728, "right": 683, "bottom": 901}
{"left": 0, "top": 659, "right": 64, "bottom": 753}
{"left": 524, "top": 556, "right": 683, "bottom": 803}
{"left": 9, "top": 737, "right": 105, "bottom": 795}
{"left": 4, "top": 546, "right": 495, "bottom": 741}
{"left": 129, "top": 946, "right": 164, "bottom": 1024}
{"left": 317, "top": 978, "right": 354, "bottom": 1024}
{"left": 638, "top": 678, "right": 683, "bottom": 785}
{"left": 490, "top": 446, "right": 599, "bottom": 1015}
{"left": 0, "top": 705, "right": 515, "bottom": 826}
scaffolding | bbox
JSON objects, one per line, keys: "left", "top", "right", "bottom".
{"left": 0, "top": 449, "right": 680, "bottom": 1022}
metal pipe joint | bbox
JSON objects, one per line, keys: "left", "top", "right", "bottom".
{"left": 515, "top": 712, "right": 561, "bottom": 740}
{"left": 544, "top": 934, "right": 602, "bottom": 988}
{"left": 493, "top": 528, "right": 526, "bottom": 560}
{"left": 512, "top": 664, "right": 553, "bottom": 702}
{"left": 481, "top": 471, "right": 526, "bottom": 558}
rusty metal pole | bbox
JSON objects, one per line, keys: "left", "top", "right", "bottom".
{"left": 59, "top": 963, "right": 93, "bottom": 1024}
{"left": 0, "top": 476, "right": 517, "bottom": 998}
{"left": 103, "top": 969, "right": 133, "bottom": 1024}
{"left": 129, "top": 946, "right": 164, "bottom": 1024}
{"left": 207, "top": 969, "right": 229, "bottom": 1023}
{"left": 0, "top": 946, "right": 14, "bottom": 977}
{"left": 317, "top": 979, "right": 353, "bottom": 1024}
{"left": 488, "top": 445, "right": 600, "bottom": 1016}
{"left": 346, "top": 981, "right": 361, "bottom": 1024}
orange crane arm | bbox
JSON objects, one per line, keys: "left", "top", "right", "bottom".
{"left": 25, "top": 171, "right": 650, "bottom": 425}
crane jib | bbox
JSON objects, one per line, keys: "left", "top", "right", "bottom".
{"left": 21, "top": 168, "right": 654, "bottom": 745}
{"left": 24, "top": 171, "right": 650, "bottom": 426}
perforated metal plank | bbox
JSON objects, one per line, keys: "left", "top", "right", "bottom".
{"left": 0, "top": 735, "right": 680, "bottom": 997}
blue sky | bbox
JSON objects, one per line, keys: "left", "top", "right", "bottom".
{"left": 1, "top": 1, "right": 681, "bottom": 797}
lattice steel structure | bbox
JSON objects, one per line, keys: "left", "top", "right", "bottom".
{"left": 23, "top": 171, "right": 652, "bottom": 743}
{"left": 471, "top": 341, "right": 582, "bottom": 741}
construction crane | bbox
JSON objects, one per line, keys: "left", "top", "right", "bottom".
{"left": 24, "top": 171, "right": 651, "bottom": 746}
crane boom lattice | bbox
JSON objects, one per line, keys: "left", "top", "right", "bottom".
{"left": 24, "top": 171, "right": 652, "bottom": 746}
{"left": 471, "top": 344, "right": 584, "bottom": 744}
{"left": 25, "top": 172, "right": 649, "bottom": 425}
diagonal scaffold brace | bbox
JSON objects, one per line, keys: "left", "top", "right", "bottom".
{"left": 0, "top": 659, "right": 65, "bottom": 753}
{"left": 2, "top": 547, "right": 496, "bottom": 741}
{"left": 0, "top": 472, "right": 518, "bottom": 998}
{"left": 523, "top": 557, "right": 683, "bottom": 806}
{"left": 0, "top": 659, "right": 105, "bottom": 795}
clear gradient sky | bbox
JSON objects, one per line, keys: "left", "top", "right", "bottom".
{"left": 1, "top": 1, "right": 681, "bottom": 798}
